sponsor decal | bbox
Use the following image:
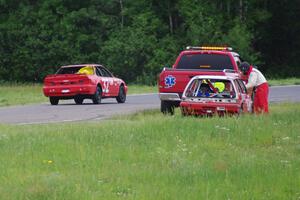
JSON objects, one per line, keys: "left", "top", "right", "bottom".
{"left": 165, "top": 75, "right": 176, "bottom": 88}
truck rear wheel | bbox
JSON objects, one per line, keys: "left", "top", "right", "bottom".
{"left": 161, "top": 100, "right": 174, "bottom": 115}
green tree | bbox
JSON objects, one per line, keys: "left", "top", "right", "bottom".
{"left": 0, "top": 0, "right": 298, "bottom": 82}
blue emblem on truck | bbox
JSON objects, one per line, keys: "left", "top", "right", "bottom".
{"left": 165, "top": 75, "right": 176, "bottom": 88}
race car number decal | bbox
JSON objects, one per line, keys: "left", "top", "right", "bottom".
{"left": 102, "top": 78, "right": 114, "bottom": 93}
{"left": 165, "top": 75, "right": 176, "bottom": 88}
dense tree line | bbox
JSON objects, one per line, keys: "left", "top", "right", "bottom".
{"left": 0, "top": 0, "right": 299, "bottom": 84}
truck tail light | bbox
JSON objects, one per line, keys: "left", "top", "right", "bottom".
{"left": 157, "top": 74, "right": 160, "bottom": 85}
{"left": 158, "top": 74, "right": 164, "bottom": 88}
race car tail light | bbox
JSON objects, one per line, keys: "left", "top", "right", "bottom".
{"left": 186, "top": 46, "right": 233, "bottom": 51}
{"left": 78, "top": 78, "right": 91, "bottom": 85}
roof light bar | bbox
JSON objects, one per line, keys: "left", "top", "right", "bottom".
{"left": 186, "top": 46, "right": 233, "bottom": 51}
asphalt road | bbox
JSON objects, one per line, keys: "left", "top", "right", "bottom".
{"left": 0, "top": 85, "right": 300, "bottom": 125}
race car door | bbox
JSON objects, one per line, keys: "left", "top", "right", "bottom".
{"left": 234, "top": 79, "right": 252, "bottom": 112}
{"left": 96, "top": 66, "right": 118, "bottom": 96}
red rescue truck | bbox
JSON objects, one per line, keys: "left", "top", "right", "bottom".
{"left": 158, "top": 46, "right": 244, "bottom": 114}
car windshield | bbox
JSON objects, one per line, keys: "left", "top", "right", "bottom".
{"left": 177, "top": 54, "right": 233, "bottom": 70}
{"left": 185, "top": 78, "right": 236, "bottom": 98}
{"left": 56, "top": 66, "right": 94, "bottom": 75}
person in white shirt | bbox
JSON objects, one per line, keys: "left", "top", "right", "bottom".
{"left": 240, "top": 62, "right": 269, "bottom": 114}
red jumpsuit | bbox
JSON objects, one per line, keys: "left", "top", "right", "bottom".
{"left": 246, "top": 66, "right": 269, "bottom": 114}
{"left": 253, "top": 82, "right": 269, "bottom": 113}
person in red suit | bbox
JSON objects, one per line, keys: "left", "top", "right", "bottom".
{"left": 240, "top": 62, "right": 269, "bottom": 114}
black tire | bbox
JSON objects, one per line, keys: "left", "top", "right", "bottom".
{"left": 74, "top": 96, "right": 84, "bottom": 105}
{"left": 237, "top": 106, "right": 243, "bottom": 116}
{"left": 49, "top": 97, "right": 59, "bottom": 105}
{"left": 92, "top": 86, "right": 102, "bottom": 104}
{"left": 161, "top": 100, "right": 174, "bottom": 115}
{"left": 116, "top": 85, "right": 126, "bottom": 103}
{"left": 181, "top": 108, "right": 187, "bottom": 116}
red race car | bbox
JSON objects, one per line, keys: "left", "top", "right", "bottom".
{"left": 43, "top": 64, "right": 127, "bottom": 105}
{"left": 180, "top": 74, "right": 252, "bottom": 116}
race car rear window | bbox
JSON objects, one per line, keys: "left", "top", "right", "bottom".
{"left": 177, "top": 54, "right": 233, "bottom": 70}
{"left": 56, "top": 67, "right": 82, "bottom": 74}
{"left": 185, "top": 79, "right": 236, "bottom": 98}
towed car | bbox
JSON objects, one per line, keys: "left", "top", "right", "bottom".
{"left": 180, "top": 74, "right": 252, "bottom": 116}
{"left": 43, "top": 64, "right": 127, "bottom": 105}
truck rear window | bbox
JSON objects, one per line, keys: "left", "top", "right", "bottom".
{"left": 177, "top": 54, "right": 233, "bottom": 70}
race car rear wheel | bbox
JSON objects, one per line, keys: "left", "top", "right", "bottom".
{"left": 116, "top": 85, "right": 126, "bottom": 103}
{"left": 49, "top": 97, "right": 59, "bottom": 105}
{"left": 161, "top": 100, "right": 174, "bottom": 115}
{"left": 92, "top": 86, "right": 102, "bottom": 104}
{"left": 74, "top": 96, "right": 84, "bottom": 105}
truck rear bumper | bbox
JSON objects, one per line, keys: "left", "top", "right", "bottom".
{"left": 159, "top": 93, "right": 181, "bottom": 101}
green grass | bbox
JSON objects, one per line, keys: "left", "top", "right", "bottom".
{"left": 0, "top": 83, "right": 46, "bottom": 107}
{"left": 127, "top": 84, "right": 157, "bottom": 94}
{"left": 268, "top": 77, "right": 300, "bottom": 86}
{"left": 0, "top": 103, "right": 299, "bottom": 199}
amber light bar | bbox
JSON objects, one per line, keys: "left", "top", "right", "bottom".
{"left": 186, "top": 46, "right": 233, "bottom": 51}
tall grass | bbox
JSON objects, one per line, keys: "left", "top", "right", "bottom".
{"left": 268, "top": 77, "right": 300, "bottom": 86}
{"left": 127, "top": 84, "right": 157, "bottom": 94}
{"left": 0, "top": 83, "right": 46, "bottom": 106}
{"left": 0, "top": 103, "right": 299, "bottom": 199}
